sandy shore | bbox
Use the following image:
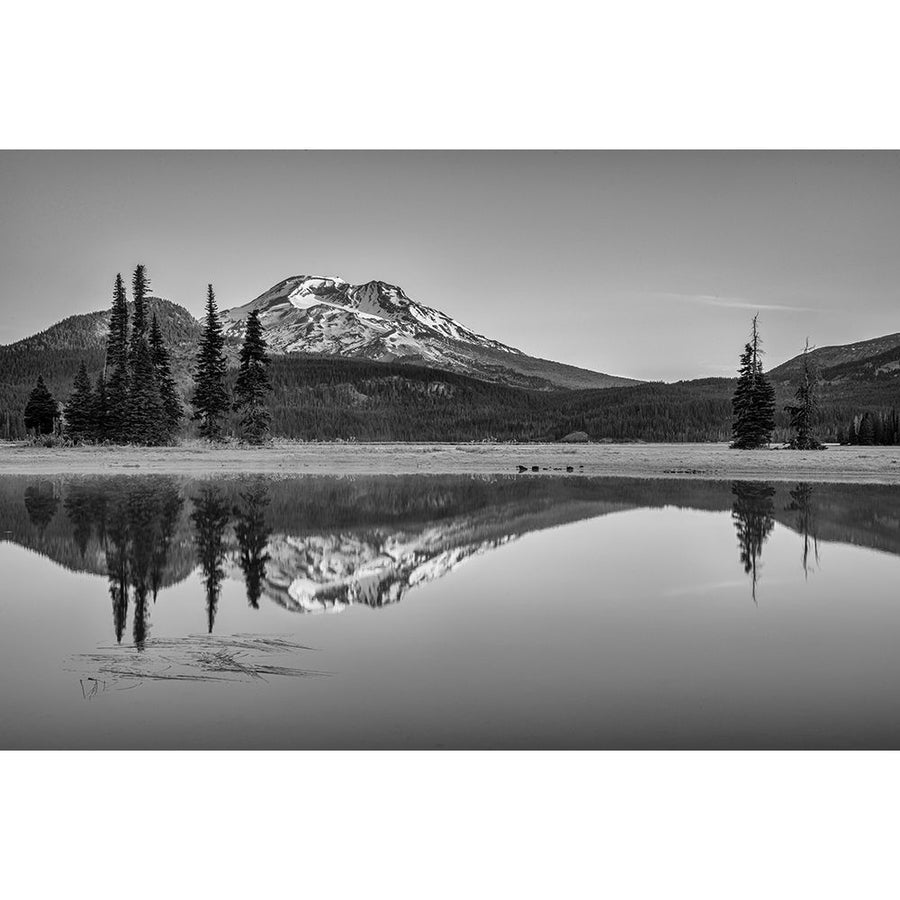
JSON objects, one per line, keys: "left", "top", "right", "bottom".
{"left": 2, "top": 441, "right": 900, "bottom": 482}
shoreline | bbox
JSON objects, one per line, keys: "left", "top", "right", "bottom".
{"left": 1, "top": 441, "right": 900, "bottom": 483}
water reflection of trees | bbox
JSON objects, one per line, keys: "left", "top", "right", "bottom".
{"left": 59, "top": 479, "right": 184, "bottom": 647}
{"left": 51, "top": 479, "right": 252, "bottom": 643}
{"left": 786, "top": 483, "right": 819, "bottom": 578}
{"left": 731, "top": 481, "right": 776, "bottom": 602}
{"left": 191, "top": 487, "right": 231, "bottom": 634}
{"left": 24, "top": 483, "right": 60, "bottom": 534}
{"left": 233, "top": 482, "right": 271, "bottom": 609}
{"left": 14, "top": 473, "right": 894, "bottom": 638}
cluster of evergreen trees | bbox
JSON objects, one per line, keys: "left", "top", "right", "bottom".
{"left": 840, "top": 409, "right": 900, "bottom": 445}
{"left": 21, "top": 267, "right": 273, "bottom": 445}
{"left": 730, "top": 316, "right": 824, "bottom": 450}
{"left": 47, "top": 266, "right": 185, "bottom": 444}
{"left": 191, "top": 285, "right": 273, "bottom": 444}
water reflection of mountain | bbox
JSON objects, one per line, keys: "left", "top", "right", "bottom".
{"left": 2, "top": 475, "right": 900, "bottom": 628}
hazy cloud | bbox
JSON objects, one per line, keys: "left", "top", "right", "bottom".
{"left": 671, "top": 293, "right": 819, "bottom": 314}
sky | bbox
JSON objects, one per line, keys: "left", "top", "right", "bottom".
{"left": 1, "top": 150, "right": 898, "bottom": 382}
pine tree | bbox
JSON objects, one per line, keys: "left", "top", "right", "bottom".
{"left": 24, "top": 376, "right": 58, "bottom": 435}
{"left": 149, "top": 313, "right": 183, "bottom": 442}
{"left": 107, "top": 273, "right": 129, "bottom": 372}
{"left": 233, "top": 309, "right": 272, "bottom": 444}
{"left": 106, "top": 273, "right": 130, "bottom": 442}
{"left": 91, "top": 370, "right": 108, "bottom": 442}
{"left": 784, "top": 339, "right": 824, "bottom": 450}
{"left": 65, "top": 361, "right": 95, "bottom": 442}
{"left": 191, "top": 284, "right": 230, "bottom": 440}
{"left": 128, "top": 337, "right": 166, "bottom": 445}
{"left": 731, "top": 314, "right": 776, "bottom": 449}
{"left": 130, "top": 263, "right": 150, "bottom": 353}
{"left": 125, "top": 264, "right": 167, "bottom": 444}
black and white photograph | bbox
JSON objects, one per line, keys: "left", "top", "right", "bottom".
{"left": 4, "top": 148, "right": 900, "bottom": 752}
{"left": 2, "top": 3, "right": 899, "bottom": 897}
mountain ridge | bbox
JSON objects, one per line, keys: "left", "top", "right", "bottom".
{"left": 769, "top": 331, "right": 900, "bottom": 383}
{"left": 1, "top": 275, "right": 898, "bottom": 442}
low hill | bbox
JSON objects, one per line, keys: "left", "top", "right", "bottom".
{"left": 6, "top": 297, "right": 203, "bottom": 353}
{"left": 770, "top": 332, "right": 900, "bottom": 383}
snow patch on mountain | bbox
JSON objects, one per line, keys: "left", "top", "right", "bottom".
{"left": 223, "top": 275, "right": 523, "bottom": 362}
{"left": 220, "top": 274, "right": 639, "bottom": 390}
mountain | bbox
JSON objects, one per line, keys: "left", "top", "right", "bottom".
{"left": 223, "top": 275, "right": 637, "bottom": 391}
{"left": 770, "top": 332, "right": 900, "bottom": 386}
{"left": 7, "top": 297, "right": 203, "bottom": 353}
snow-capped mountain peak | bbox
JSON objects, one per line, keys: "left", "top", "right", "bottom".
{"left": 222, "top": 274, "right": 638, "bottom": 390}
{"left": 223, "top": 274, "right": 522, "bottom": 360}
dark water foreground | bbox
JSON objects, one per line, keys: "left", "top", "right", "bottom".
{"left": 1, "top": 473, "right": 899, "bottom": 749}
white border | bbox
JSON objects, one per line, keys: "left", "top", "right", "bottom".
{"left": 2, "top": 1, "right": 899, "bottom": 149}
{"left": 2, "top": 1, "right": 899, "bottom": 896}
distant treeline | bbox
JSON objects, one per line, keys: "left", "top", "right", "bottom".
{"left": 839, "top": 409, "right": 900, "bottom": 446}
{"left": 2, "top": 348, "right": 896, "bottom": 443}
{"left": 265, "top": 355, "right": 879, "bottom": 443}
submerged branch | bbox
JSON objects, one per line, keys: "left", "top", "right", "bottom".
{"left": 70, "top": 633, "right": 330, "bottom": 692}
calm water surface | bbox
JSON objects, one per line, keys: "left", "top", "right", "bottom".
{"left": 1, "top": 474, "right": 899, "bottom": 749}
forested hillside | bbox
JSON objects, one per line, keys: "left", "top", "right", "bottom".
{"left": 265, "top": 357, "right": 887, "bottom": 443}
{"left": 0, "top": 298, "right": 218, "bottom": 439}
{"left": 4, "top": 307, "right": 899, "bottom": 442}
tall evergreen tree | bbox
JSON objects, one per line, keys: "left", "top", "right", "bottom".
{"left": 107, "top": 273, "right": 129, "bottom": 372}
{"left": 128, "top": 338, "right": 166, "bottom": 445}
{"left": 149, "top": 313, "right": 183, "bottom": 442}
{"left": 130, "top": 263, "right": 150, "bottom": 353}
{"left": 731, "top": 314, "right": 776, "bottom": 449}
{"left": 126, "top": 264, "right": 163, "bottom": 444}
{"left": 23, "top": 376, "right": 58, "bottom": 435}
{"left": 191, "top": 284, "right": 230, "bottom": 440}
{"left": 784, "top": 340, "right": 824, "bottom": 450}
{"left": 65, "top": 361, "right": 95, "bottom": 442}
{"left": 106, "top": 273, "right": 130, "bottom": 442}
{"left": 233, "top": 309, "right": 272, "bottom": 444}
{"left": 91, "top": 370, "right": 109, "bottom": 442}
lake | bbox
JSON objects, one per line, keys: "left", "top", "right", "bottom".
{"left": 1, "top": 473, "right": 899, "bottom": 749}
